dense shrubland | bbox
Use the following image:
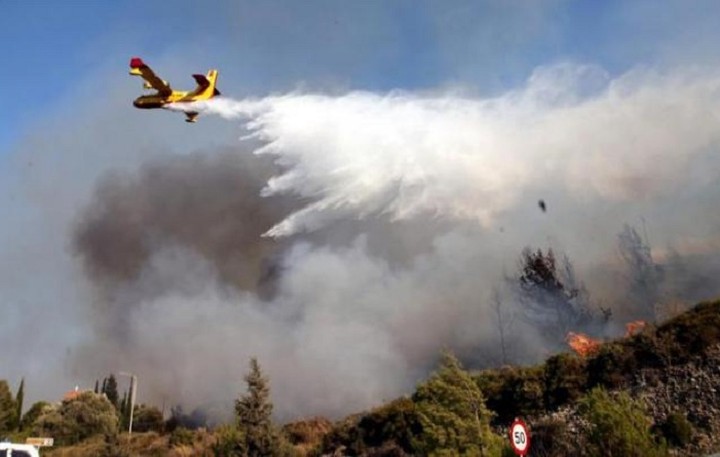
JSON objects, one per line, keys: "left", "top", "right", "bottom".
{"left": 2, "top": 300, "right": 719, "bottom": 456}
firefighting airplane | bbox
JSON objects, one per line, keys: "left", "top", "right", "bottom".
{"left": 129, "top": 57, "right": 219, "bottom": 123}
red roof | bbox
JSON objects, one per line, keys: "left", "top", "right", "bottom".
{"left": 63, "top": 388, "right": 82, "bottom": 401}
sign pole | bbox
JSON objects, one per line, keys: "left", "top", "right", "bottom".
{"left": 119, "top": 371, "right": 138, "bottom": 435}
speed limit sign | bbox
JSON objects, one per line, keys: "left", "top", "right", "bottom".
{"left": 509, "top": 418, "right": 530, "bottom": 456}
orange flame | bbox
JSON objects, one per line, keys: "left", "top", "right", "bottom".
{"left": 624, "top": 320, "right": 646, "bottom": 337}
{"left": 566, "top": 320, "right": 647, "bottom": 357}
{"left": 565, "top": 331, "right": 601, "bottom": 357}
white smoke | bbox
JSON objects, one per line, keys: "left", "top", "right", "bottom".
{"left": 181, "top": 64, "right": 720, "bottom": 237}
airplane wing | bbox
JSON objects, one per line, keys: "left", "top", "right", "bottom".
{"left": 129, "top": 57, "right": 172, "bottom": 96}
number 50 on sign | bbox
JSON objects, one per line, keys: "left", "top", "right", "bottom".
{"left": 509, "top": 418, "right": 530, "bottom": 456}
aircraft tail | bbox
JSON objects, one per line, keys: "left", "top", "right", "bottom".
{"left": 190, "top": 69, "right": 220, "bottom": 99}
{"left": 206, "top": 69, "right": 220, "bottom": 96}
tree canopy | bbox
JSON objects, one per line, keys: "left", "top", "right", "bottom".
{"left": 33, "top": 391, "right": 118, "bottom": 446}
{"left": 235, "top": 357, "right": 282, "bottom": 457}
{"left": 0, "top": 380, "right": 18, "bottom": 434}
{"left": 412, "top": 351, "right": 501, "bottom": 456}
{"left": 579, "top": 387, "right": 667, "bottom": 457}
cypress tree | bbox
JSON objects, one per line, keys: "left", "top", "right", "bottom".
{"left": 119, "top": 391, "right": 128, "bottom": 429}
{"left": 103, "top": 375, "right": 119, "bottom": 408}
{"left": 235, "top": 357, "right": 279, "bottom": 456}
{"left": 15, "top": 378, "right": 24, "bottom": 431}
{"left": 94, "top": 379, "right": 99, "bottom": 394}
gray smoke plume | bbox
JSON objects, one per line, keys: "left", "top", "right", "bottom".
{"left": 13, "top": 62, "right": 720, "bottom": 423}
{"left": 69, "top": 146, "right": 478, "bottom": 420}
{"left": 73, "top": 147, "right": 294, "bottom": 302}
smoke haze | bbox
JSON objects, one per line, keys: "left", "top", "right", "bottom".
{"left": 61, "top": 63, "right": 720, "bottom": 420}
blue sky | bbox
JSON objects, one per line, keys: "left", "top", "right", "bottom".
{"left": 3, "top": 0, "right": 719, "bottom": 154}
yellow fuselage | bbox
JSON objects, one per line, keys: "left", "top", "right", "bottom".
{"left": 133, "top": 91, "right": 208, "bottom": 109}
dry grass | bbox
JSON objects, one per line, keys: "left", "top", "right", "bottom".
{"left": 42, "top": 430, "right": 219, "bottom": 457}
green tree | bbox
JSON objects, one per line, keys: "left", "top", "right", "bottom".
{"left": 0, "top": 380, "right": 18, "bottom": 434}
{"left": 102, "top": 374, "right": 119, "bottom": 408}
{"left": 33, "top": 391, "right": 119, "bottom": 445}
{"left": 578, "top": 387, "right": 666, "bottom": 457}
{"left": 412, "top": 351, "right": 502, "bottom": 456}
{"left": 119, "top": 390, "right": 128, "bottom": 430}
{"left": 132, "top": 404, "right": 164, "bottom": 433}
{"left": 15, "top": 378, "right": 24, "bottom": 431}
{"left": 20, "top": 401, "right": 49, "bottom": 432}
{"left": 236, "top": 357, "right": 281, "bottom": 457}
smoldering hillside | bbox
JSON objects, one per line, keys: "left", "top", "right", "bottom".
{"left": 68, "top": 64, "right": 720, "bottom": 422}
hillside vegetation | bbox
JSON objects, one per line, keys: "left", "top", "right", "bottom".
{"left": 2, "top": 299, "right": 719, "bottom": 456}
{"left": 314, "top": 299, "right": 720, "bottom": 456}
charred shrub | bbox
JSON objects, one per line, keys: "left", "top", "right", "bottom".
{"left": 655, "top": 412, "right": 693, "bottom": 448}
{"left": 169, "top": 426, "right": 195, "bottom": 447}
{"left": 625, "top": 332, "right": 670, "bottom": 370}
{"left": 356, "top": 397, "right": 420, "bottom": 453}
{"left": 586, "top": 344, "right": 636, "bottom": 390}
{"left": 315, "top": 398, "right": 420, "bottom": 456}
{"left": 530, "top": 417, "right": 577, "bottom": 457}
{"left": 282, "top": 417, "right": 332, "bottom": 448}
{"left": 476, "top": 366, "right": 544, "bottom": 426}
{"left": 656, "top": 300, "right": 720, "bottom": 363}
{"left": 543, "top": 352, "right": 587, "bottom": 410}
